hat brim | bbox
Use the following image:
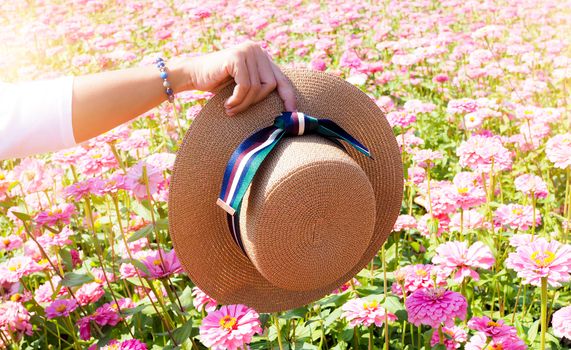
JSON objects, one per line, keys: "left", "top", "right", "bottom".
{"left": 168, "top": 68, "right": 403, "bottom": 313}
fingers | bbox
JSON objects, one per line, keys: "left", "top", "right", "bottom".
{"left": 224, "top": 42, "right": 297, "bottom": 116}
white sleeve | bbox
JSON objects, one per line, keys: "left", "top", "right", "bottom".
{"left": 0, "top": 76, "right": 77, "bottom": 160}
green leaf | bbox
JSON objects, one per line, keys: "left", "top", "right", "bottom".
{"left": 281, "top": 306, "right": 309, "bottom": 319}
{"left": 527, "top": 319, "right": 540, "bottom": 343}
{"left": 128, "top": 224, "right": 153, "bottom": 242}
{"left": 178, "top": 286, "right": 193, "bottom": 309}
{"left": 59, "top": 248, "right": 73, "bottom": 271}
{"left": 172, "top": 319, "right": 193, "bottom": 345}
{"left": 61, "top": 271, "right": 94, "bottom": 287}
{"left": 11, "top": 211, "right": 31, "bottom": 222}
{"left": 432, "top": 344, "right": 447, "bottom": 350}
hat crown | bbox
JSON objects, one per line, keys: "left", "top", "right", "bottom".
{"left": 240, "top": 135, "right": 376, "bottom": 291}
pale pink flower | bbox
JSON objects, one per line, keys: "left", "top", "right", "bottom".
{"left": 461, "top": 111, "right": 485, "bottom": 130}
{"left": 36, "top": 226, "right": 74, "bottom": 249}
{"left": 403, "top": 99, "right": 436, "bottom": 114}
{"left": 0, "top": 301, "right": 33, "bottom": 337}
{"left": 391, "top": 264, "right": 447, "bottom": 297}
{"left": 341, "top": 298, "right": 397, "bottom": 327}
{"left": 405, "top": 288, "right": 467, "bottom": 328}
{"left": 416, "top": 213, "right": 450, "bottom": 237}
{"left": 514, "top": 174, "right": 548, "bottom": 199}
{"left": 506, "top": 237, "right": 571, "bottom": 287}
{"left": 552, "top": 305, "right": 571, "bottom": 340}
{"left": 508, "top": 234, "right": 534, "bottom": 248}
{"left": 199, "top": 304, "right": 262, "bottom": 350}
{"left": 77, "top": 145, "right": 118, "bottom": 176}
{"left": 457, "top": 135, "right": 513, "bottom": 173}
{"left": 449, "top": 209, "right": 485, "bottom": 232}
{"left": 45, "top": 298, "right": 78, "bottom": 319}
{"left": 465, "top": 332, "right": 526, "bottom": 350}
{"left": 0, "top": 235, "right": 23, "bottom": 251}
{"left": 125, "top": 161, "right": 163, "bottom": 199}
{"left": 494, "top": 204, "right": 541, "bottom": 231}
{"left": 412, "top": 149, "right": 444, "bottom": 167}
{"left": 65, "top": 178, "right": 105, "bottom": 201}
{"left": 432, "top": 241, "right": 495, "bottom": 282}
{"left": 392, "top": 214, "right": 417, "bottom": 231}
{"left": 192, "top": 287, "right": 217, "bottom": 313}
{"left": 397, "top": 129, "right": 424, "bottom": 153}
{"left": 546, "top": 133, "right": 571, "bottom": 169}
{"left": 386, "top": 110, "right": 416, "bottom": 128}
{"left": 408, "top": 165, "right": 426, "bottom": 185}
{"left": 430, "top": 326, "right": 467, "bottom": 349}
{"left": 447, "top": 98, "right": 478, "bottom": 115}
{"left": 11, "top": 158, "right": 49, "bottom": 193}
{"left": 0, "top": 256, "right": 43, "bottom": 284}
{"left": 35, "top": 276, "right": 67, "bottom": 303}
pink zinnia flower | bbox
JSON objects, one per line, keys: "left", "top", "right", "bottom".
{"left": 430, "top": 326, "right": 467, "bottom": 350}
{"left": 199, "top": 304, "right": 262, "bottom": 350}
{"left": 140, "top": 249, "right": 182, "bottom": 279}
{"left": 35, "top": 203, "right": 76, "bottom": 227}
{"left": 392, "top": 214, "right": 417, "bottom": 232}
{"left": 386, "top": 110, "right": 417, "bottom": 128}
{"left": 11, "top": 158, "right": 49, "bottom": 193}
{"left": 0, "top": 235, "right": 23, "bottom": 251}
{"left": 45, "top": 298, "right": 78, "bottom": 319}
{"left": 432, "top": 241, "right": 495, "bottom": 282}
{"left": 37, "top": 226, "right": 74, "bottom": 249}
{"left": 456, "top": 135, "right": 513, "bottom": 173}
{"left": 506, "top": 237, "right": 571, "bottom": 287}
{"left": 494, "top": 204, "right": 541, "bottom": 231}
{"left": 447, "top": 98, "right": 478, "bottom": 115}
{"left": 0, "top": 256, "right": 43, "bottom": 284}
{"left": 553, "top": 305, "right": 571, "bottom": 340}
{"left": 92, "top": 303, "right": 121, "bottom": 327}
{"left": 65, "top": 178, "right": 105, "bottom": 201}
{"left": 0, "top": 301, "right": 33, "bottom": 337}
{"left": 467, "top": 316, "right": 517, "bottom": 341}
{"left": 514, "top": 174, "right": 548, "bottom": 199}
{"left": 412, "top": 149, "right": 444, "bottom": 167}
{"left": 75, "top": 282, "right": 105, "bottom": 306}
{"left": 125, "top": 161, "right": 163, "bottom": 200}
{"left": 509, "top": 234, "right": 534, "bottom": 248}
{"left": 465, "top": 332, "right": 527, "bottom": 350}
{"left": 405, "top": 288, "right": 467, "bottom": 328}
{"left": 341, "top": 298, "right": 397, "bottom": 327}
{"left": 449, "top": 209, "right": 485, "bottom": 232}
{"left": 546, "top": 133, "right": 571, "bottom": 169}
{"left": 192, "top": 287, "right": 217, "bottom": 313}
{"left": 392, "top": 264, "right": 447, "bottom": 297}
{"left": 98, "top": 339, "right": 147, "bottom": 350}
{"left": 397, "top": 129, "right": 425, "bottom": 154}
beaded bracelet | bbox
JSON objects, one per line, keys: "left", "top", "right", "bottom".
{"left": 154, "top": 57, "right": 175, "bottom": 103}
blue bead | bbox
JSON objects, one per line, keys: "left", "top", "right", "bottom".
{"left": 166, "top": 88, "right": 173, "bottom": 95}
{"left": 160, "top": 71, "right": 168, "bottom": 79}
{"left": 157, "top": 62, "right": 165, "bottom": 68}
{"left": 155, "top": 57, "right": 164, "bottom": 62}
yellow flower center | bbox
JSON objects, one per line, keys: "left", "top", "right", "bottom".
{"left": 3, "top": 239, "right": 11, "bottom": 246}
{"left": 523, "top": 109, "right": 533, "bottom": 115}
{"left": 38, "top": 259, "right": 48, "bottom": 266}
{"left": 363, "top": 300, "right": 378, "bottom": 310}
{"left": 219, "top": 315, "right": 237, "bottom": 330}
{"left": 490, "top": 344, "right": 503, "bottom": 350}
{"left": 24, "top": 171, "right": 36, "bottom": 181}
{"left": 91, "top": 154, "right": 103, "bottom": 159}
{"left": 511, "top": 207, "right": 523, "bottom": 215}
{"left": 8, "top": 263, "right": 20, "bottom": 272}
{"left": 153, "top": 259, "right": 162, "bottom": 266}
{"left": 55, "top": 304, "right": 68, "bottom": 313}
{"left": 0, "top": 173, "right": 5, "bottom": 180}
{"left": 487, "top": 321, "right": 501, "bottom": 327}
{"left": 415, "top": 269, "right": 428, "bottom": 277}
{"left": 531, "top": 250, "right": 555, "bottom": 267}
{"left": 457, "top": 187, "right": 468, "bottom": 195}
{"left": 10, "top": 293, "right": 22, "bottom": 302}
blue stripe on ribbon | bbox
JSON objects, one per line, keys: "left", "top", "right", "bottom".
{"left": 217, "top": 111, "right": 373, "bottom": 255}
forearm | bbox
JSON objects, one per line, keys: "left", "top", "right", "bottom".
{"left": 71, "top": 60, "right": 189, "bottom": 143}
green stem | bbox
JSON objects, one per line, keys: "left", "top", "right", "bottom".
{"left": 540, "top": 277, "right": 548, "bottom": 350}
{"left": 274, "top": 313, "right": 284, "bottom": 350}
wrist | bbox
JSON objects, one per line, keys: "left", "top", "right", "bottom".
{"left": 169, "top": 58, "right": 194, "bottom": 93}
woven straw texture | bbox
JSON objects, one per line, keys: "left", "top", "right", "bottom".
{"left": 168, "top": 69, "right": 403, "bottom": 312}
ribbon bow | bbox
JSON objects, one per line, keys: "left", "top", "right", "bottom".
{"left": 216, "top": 111, "right": 373, "bottom": 255}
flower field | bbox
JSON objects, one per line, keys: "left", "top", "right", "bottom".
{"left": 1, "top": 0, "right": 571, "bottom": 349}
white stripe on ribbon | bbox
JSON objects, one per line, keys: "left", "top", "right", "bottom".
{"left": 225, "top": 129, "right": 284, "bottom": 207}
{"left": 297, "top": 112, "right": 305, "bottom": 135}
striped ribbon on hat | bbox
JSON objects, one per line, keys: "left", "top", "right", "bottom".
{"left": 216, "top": 111, "right": 373, "bottom": 255}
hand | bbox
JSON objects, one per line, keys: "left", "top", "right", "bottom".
{"left": 180, "top": 41, "right": 297, "bottom": 116}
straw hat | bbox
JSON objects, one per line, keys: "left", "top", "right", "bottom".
{"left": 168, "top": 68, "right": 403, "bottom": 313}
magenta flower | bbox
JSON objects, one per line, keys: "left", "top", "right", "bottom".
{"left": 405, "top": 288, "right": 467, "bottom": 328}
{"left": 546, "top": 133, "right": 571, "bottom": 169}
{"left": 140, "top": 249, "right": 182, "bottom": 279}
{"left": 341, "top": 298, "right": 397, "bottom": 327}
{"left": 391, "top": 264, "right": 447, "bottom": 297}
{"left": 465, "top": 332, "right": 527, "bottom": 350}
{"left": 45, "top": 299, "right": 78, "bottom": 319}
{"left": 467, "top": 316, "right": 517, "bottom": 341}
{"left": 506, "top": 237, "right": 571, "bottom": 287}
{"left": 452, "top": 172, "right": 486, "bottom": 209}
{"left": 75, "top": 282, "right": 105, "bottom": 306}
{"left": 192, "top": 287, "right": 217, "bottom": 313}
{"left": 92, "top": 303, "right": 122, "bottom": 327}
{"left": 430, "top": 326, "right": 467, "bottom": 350}
{"left": 553, "top": 305, "right": 571, "bottom": 340}
{"left": 64, "top": 177, "right": 105, "bottom": 201}
{"left": 199, "top": 304, "right": 262, "bottom": 350}
{"left": 98, "top": 339, "right": 148, "bottom": 350}
{"left": 514, "top": 174, "right": 548, "bottom": 199}
{"left": 432, "top": 241, "right": 495, "bottom": 283}
{"left": 494, "top": 204, "right": 541, "bottom": 231}
{"left": 34, "top": 203, "right": 76, "bottom": 227}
